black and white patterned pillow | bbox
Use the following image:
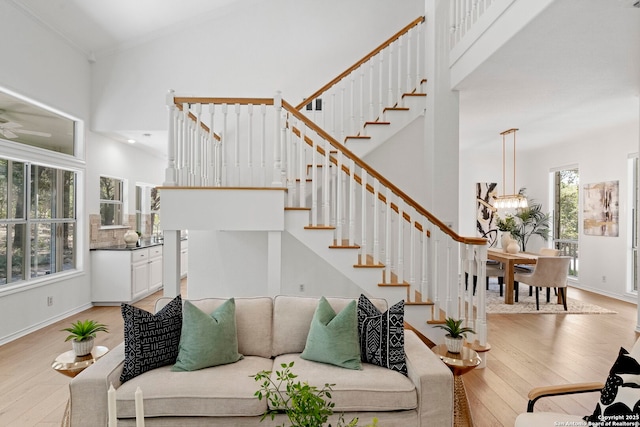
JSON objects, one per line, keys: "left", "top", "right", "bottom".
{"left": 585, "top": 347, "right": 640, "bottom": 422}
{"left": 120, "top": 295, "right": 183, "bottom": 383}
{"left": 357, "top": 294, "right": 407, "bottom": 376}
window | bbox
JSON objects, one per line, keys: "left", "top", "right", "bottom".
{"left": 0, "top": 158, "right": 77, "bottom": 285}
{"left": 100, "top": 176, "right": 123, "bottom": 226}
{"left": 135, "top": 184, "right": 161, "bottom": 239}
{"left": 552, "top": 168, "right": 579, "bottom": 277}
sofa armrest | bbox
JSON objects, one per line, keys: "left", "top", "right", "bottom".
{"left": 69, "top": 342, "right": 125, "bottom": 427}
{"left": 526, "top": 381, "right": 604, "bottom": 412}
{"left": 404, "top": 330, "right": 454, "bottom": 427}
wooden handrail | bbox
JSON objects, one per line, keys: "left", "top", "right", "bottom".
{"left": 175, "top": 103, "right": 220, "bottom": 141}
{"left": 283, "top": 99, "right": 486, "bottom": 246}
{"left": 294, "top": 16, "right": 425, "bottom": 111}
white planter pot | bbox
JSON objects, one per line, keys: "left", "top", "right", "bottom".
{"left": 444, "top": 335, "right": 464, "bottom": 354}
{"left": 72, "top": 337, "right": 95, "bottom": 357}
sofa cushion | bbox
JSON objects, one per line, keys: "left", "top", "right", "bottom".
{"left": 120, "top": 295, "right": 182, "bottom": 383}
{"left": 272, "top": 295, "right": 387, "bottom": 356}
{"left": 358, "top": 294, "right": 407, "bottom": 375}
{"left": 300, "top": 297, "right": 361, "bottom": 370}
{"left": 156, "top": 296, "right": 273, "bottom": 358}
{"left": 272, "top": 354, "right": 417, "bottom": 412}
{"left": 172, "top": 299, "right": 243, "bottom": 372}
{"left": 116, "top": 356, "right": 272, "bottom": 418}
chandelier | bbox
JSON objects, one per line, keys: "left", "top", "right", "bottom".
{"left": 493, "top": 128, "right": 528, "bottom": 209}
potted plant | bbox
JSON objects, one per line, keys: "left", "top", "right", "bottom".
{"left": 433, "top": 317, "right": 475, "bottom": 354}
{"left": 510, "top": 201, "right": 550, "bottom": 252}
{"left": 62, "top": 319, "right": 108, "bottom": 356}
{"left": 252, "top": 361, "right": 378, "bottom": 427}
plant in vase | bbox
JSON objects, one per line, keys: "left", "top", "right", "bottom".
{"left": 433, "top": 317, "right": 475, "bottom": 354}
{"left": 496, "top": 214, "right": 517, "bottom": 250}
{"left": 252, "top": 361, "right": 378, "bottom": 427}
{"left": 510, "top": 201, "right": 551, "bottom": 252}
{"left": 62, "top": 319, "right": 108, "bottom": 356}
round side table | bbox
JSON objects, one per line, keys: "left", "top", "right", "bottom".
{"left": 432, "top": 344, "right": 481, "bottom": 427}
{"left": 52, "top": 345, "right": 109, "bottom": 378}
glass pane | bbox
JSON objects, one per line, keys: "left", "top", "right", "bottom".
{"left": 100, "top": 177, "right": 122, "bottom": 201}
{"left": 31, "top": 164, "right": 55, "bottom": 219}
{"left": 0, "top": 223, "right": 26, "bottom": 285}
{"left": 62, "top": 222, "right": 75, "bottom": 271}
{"left": 100, "top": 202, "right": 122, "bottom": 226}
{"left": 0, "top": 159, "right": 6, "bottom": 219}
{"left": 150, "top": 187, "right": 160, "bottom": 212}
{"left": 31, "top": 222, "right": 54, "bottom": 278}
{"left": 136, "top": 185, "right": 142, "bottom": 211}
{"left": 62, "top": 170, "right": 75, "bottom": 219}
{"left": 0, "top": 90, "right": 76, "bottom": 156}
{"left": 11, "top": 161, "right": 25, "bottom": 219}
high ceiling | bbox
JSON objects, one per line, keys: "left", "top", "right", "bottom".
{"left": 6, "top": 0, "right": 640, "bottom": 155}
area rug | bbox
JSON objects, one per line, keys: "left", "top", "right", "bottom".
{"left": 484, "top": 285, "right": 616, "bottom": 314}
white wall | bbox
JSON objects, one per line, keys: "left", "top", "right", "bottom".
{"left": 90, "top": 0, "right": 425, "bottom": 133}
{"left": 459, "top": 117, "right": 640, "bottom": 302}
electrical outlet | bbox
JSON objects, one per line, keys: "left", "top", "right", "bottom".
{"left": 299, "top": 284, "right": 305, "bottom": 292}
{"left": 47, "top": 296, "right": 53, "bottom": 306}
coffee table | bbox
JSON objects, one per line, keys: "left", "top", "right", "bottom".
{"left": 432, "top": 344, "right": 481, "bottom": 427}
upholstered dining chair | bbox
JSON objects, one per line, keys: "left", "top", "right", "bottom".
{"left": 513, "top": 256, "right": 571, "bottom": 310}
{"left": 465, "top": 261, "right": 505, "bottom": 296}
{"left": 514, "top": 248, "right": 561, "bottom": 301}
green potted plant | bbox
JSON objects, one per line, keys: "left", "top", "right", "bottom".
{"left": 252, "top": 361, "right": 378, "bottom": 427}
{"left": 62, "top": 319, "right": 108, "bottom": 356}
{"left": 433, "top": 317, "right": 475, "bottom": 354}
{"left": 510, "top": 201, "right": 550, "bottom": 252}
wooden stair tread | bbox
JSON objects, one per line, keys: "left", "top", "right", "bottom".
{"left": 364, "top": 121, "right": 391, "bottom": 126}
{"left": 383, "top": 107, "right": 410, "bottom": 112}
{"left": 304, "top": 225, "right": 336, "bottom": 230}
{"left": 345, "top": 135, "right": 371, "bottom": 140}
{"left": 405, "top": 300, "right": 434, "bottom": 306}
{"left": 402, "top": 92, "right": 426, "bottom": 98}
{"left": 354, "top": 263, "right": 385, "bottom": 268}
{"left": 378, "top": 282, "right": 410, "bottom": 287}
{"left": 284, "top": 206, "right": 311, "bottom": 211}
{"left": 329, "top": 244, "right": 361, "bottom": 249}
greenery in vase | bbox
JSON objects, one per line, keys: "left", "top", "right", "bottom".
{"left": 510, "top": 201, "right": 550, "bottom": 252}
{"left": 433, "top": 317, "right": 475, "bottom": 339}
{"left": 61, "top": 319, "right": 109, "bottom": 342}
{"left": 252, "top": 361, "right": 378, "bottom": 427}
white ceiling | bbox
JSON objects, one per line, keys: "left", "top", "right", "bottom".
{"left": 7, "top": 0, "right": 640, "bottom": 155}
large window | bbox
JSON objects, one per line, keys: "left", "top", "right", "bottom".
{"left": 100, "top": 176, "right": 123, "bottom": 226}
{"left": 135, "top": 184, "right": 161, "bottom": 239}
{"left": 552, "top": 168, "right": 579, "bottom": 277}
{"left": 0, "top": 158, "right": 77, "bottom": 285}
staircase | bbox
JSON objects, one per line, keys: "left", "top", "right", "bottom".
{"left": 160, "top": 16, "right": 490, "bottom": 351}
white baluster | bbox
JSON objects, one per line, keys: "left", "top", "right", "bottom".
{"left": 372, "top": 178, "right": 379, "bottom": 265}
{"left": 360, "top": 170, "right": 368, "bottom": 264}
{"left": 432, "top": 230, "right": 440, "bottom": 319}
{"left": 182, "top": 103, "right": 189, "bottom": 186}
{"left": 221, "top": 103, "right": 228, "bottom": 186}
{"left": 359, "top": 68, "right": 365, "bottom": 130}
{"left": 340, "top": 85, "right": 346, "bottom": 142}
{"left": 260, "top": 104, "right": 266, "bottom": 187}
{"left": 349, "top": 75, "right": 355, "bottom": 137}
{"left": 335, "top": 151, "right": 343, "bottom": 244}
{"left": 397, "top": 36, "right": 403, "bottom": 104}
{"left": 234, "top": 103, "right": 241, "bottom": 186}
{"left": 193, "top": 103, "right": 202, "bottom": 186}
{"left": 348, "top": 158, "right": 356, "bottom": 246}
{"left": 272, "top": 92, "right": 282, "bottom": 186}
{"left": 397, "top": 198, "right": 404, "bottom": 284}
{"left": 421, "top": 226, "right": 428, "bottom": 303}
{"left": 388, "top": 42, "right": 394, "bottom": 109}
{"left": 311, "top": 133, "right": 318, "bottom": 227}
{"left": 378, "top": 52, "right": 384, "bottom": 119}
{"left": 368, "top": 59, "right": 374, "bottom": 123}
{"left": 208, "top": 103, "right": 217, "bottom": 186}
{"left": 286, "top": 115, "right": 294, "bottom": 207}
{"left": 322, "top": 139, "right": 330, "bottom": 226}
{"left": 330, "top": 91, "right": 336, "bottom": 138}
{"left": 406, "top": 27, "right": 413, "bottom": 94}
{"left": 384, "top": 187, "right": 392, "bottom": 283}
{"left": 298, "top": 123, "right": 306, "bottom": 208}
{"left": 247, "top": 104, "right": 254, "bottom": 186}
{"left": 409, "top": 209, "right": 416, "bottom": 293}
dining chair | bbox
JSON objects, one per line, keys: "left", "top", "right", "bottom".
{"left": 514, "top": 248, "right": 561, "bottom": 300}
{"left": 513, "top": 256, "right": 571, "bottom": 310}
{"left": 465, "top": 262, "right": 505, "bottom": 296}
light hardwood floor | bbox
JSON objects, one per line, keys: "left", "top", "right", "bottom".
{"left": 0, "top": 285, "right": 637, "bottom": 426}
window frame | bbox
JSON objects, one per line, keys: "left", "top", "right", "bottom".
{"left": 99, "top": 175, "right": 125, "bottom": 227}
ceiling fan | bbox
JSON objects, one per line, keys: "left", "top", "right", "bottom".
{"left": 0, "top": 110, "right": 51, "bottom": 139}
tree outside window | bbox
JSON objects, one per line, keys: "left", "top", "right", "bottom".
{"left": 100, "top": 176, "right": 123, "bottom": 226}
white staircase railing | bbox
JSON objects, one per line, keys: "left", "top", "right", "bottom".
{"left": 162, "top": 17, "right": 489, "bottom": 349}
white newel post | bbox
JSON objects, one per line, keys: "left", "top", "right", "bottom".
{"left": 164, "top": 90, "right": 177, "bottom": 186}
{"left": 272, "top": 92, "right": 283, "bottom": 186}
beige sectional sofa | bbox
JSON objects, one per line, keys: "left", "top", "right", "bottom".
{"left": 69, "top": 295, "right": 454, "bottom": 426}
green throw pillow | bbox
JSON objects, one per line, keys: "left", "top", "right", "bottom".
{"left": 172, "top": 299, "right": 243, "bottom": 372}
{"left": 300, "top": 297, "right": 362, "bottom": 370}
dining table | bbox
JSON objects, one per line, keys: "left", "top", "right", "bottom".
{"left": 487, "top": 248, "right": 539, "bottom": 304}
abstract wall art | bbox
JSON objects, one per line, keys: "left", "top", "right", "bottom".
{"left": 476, "top": 182, "right": 499, "bottom": 246}
{"left": 583, "top": 180, "right": 619, "bottom": 237}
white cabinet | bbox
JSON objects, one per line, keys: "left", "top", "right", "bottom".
{"left": 91, "top": 245, "right": 163, "bottom": 304}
